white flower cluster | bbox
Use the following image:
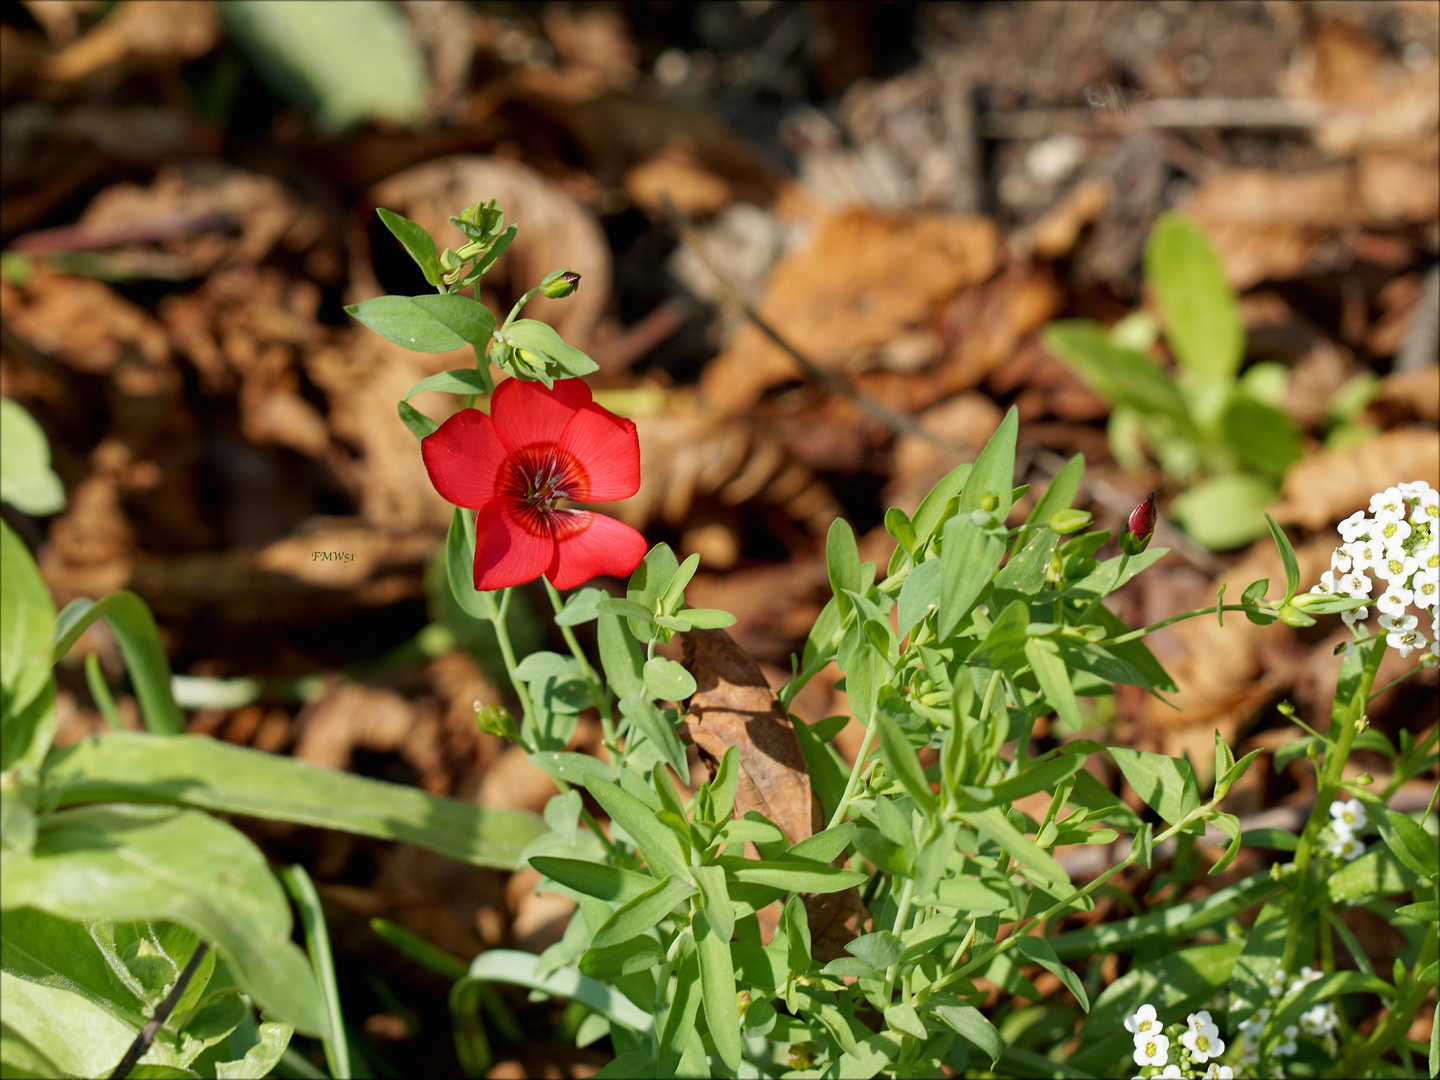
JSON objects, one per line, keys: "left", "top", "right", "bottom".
{"left": 1326, "top": 796, "right": 1367, "bottom": 862}
{"left": 1234, "top": 965, "right": 1339, "bottom": 1075}
{"left": 1309, "top": 481, "right": 1439, "bottom": 659}
{"left": 1127, "top": 1004, "right": 1233, "bottom": 1079}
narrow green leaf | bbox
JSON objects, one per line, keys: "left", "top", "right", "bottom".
{"left": 1, "top": 520, "right": 56, "bottom": 752}
{"left": 455, "top": 949, "right": 652, "bottom": 1034}
{"left": 912, "top": 464, "right": 972, "bottom": 547}
{"left": 591, "top": 876, "right": 697, "bottom": 949}
{"left": 1265, "top": 514, "right": 1301, "bottom": 603}
{"left": 376, "top": 208, "right": 441, "bottom": 286}
{"left": 596, "top": 609, "right": 645, "bottom": 700}
{"left": 928, "top": 996, "right": 1001, "bottom": 1066}
{"left": 694, "top": 864, "right": 734, "bottom": 945}
{"left": 278, "top": 865, "right": 349, "bottom": 1079}
{"left": 584, "top": 776, "right": 690, "bottom": 881}
{"left": 962, "top": 808, "right": 1070, "bottom": 893}
{"left": 528, "top": 857, "right": 657, "bottom": 904}
{"left": 694, "top": 911, "right": 741, "bottom": 1072}
{"left": 960, "top": 407, "right": 1019, "bottom": 520}
{"left": 1010, "top": 936, "right": 1088, "bottom": 1012}
{"left": 1026, "top": 454, "right": 1085, "bottom": 529}
{"left": 1145, "top": 212, "right": 1243, "bottom": 387}
{"left": 1025, "top": 638, "right": 1081, "bottom": 732}
{"left": 52, "top": 592, "right": 183, "bottom": 734}
{"left": 43, "top": 732, "right": 546, "bottom": 869}
{"left": 713, "top": 857, "right": 866, "bottom": 894}
{"left": 939, "top": 516, "right": 1004, "bottom": 640}
{"left": 618, "top": 697, "right": 688, "bottom": 779}
{"left": 656, "top": 948, "right": 701, "bottom": 1079}
{"left": 875, "top": 706, "right": 936, "bottom": 814}
{"left": 400, "top": 367, "right": 493, "bottom": 402}
{"left": 1374, "top": 807, "right": 1438, "bottom": 880}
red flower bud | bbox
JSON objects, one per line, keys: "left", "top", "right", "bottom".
{"left": 1120, "top": 493, "right": 1156, "bottom": 556}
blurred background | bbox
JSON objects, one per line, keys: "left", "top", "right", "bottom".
{"left": 1, "top": 1, "right": 1437, "bottom": 1075}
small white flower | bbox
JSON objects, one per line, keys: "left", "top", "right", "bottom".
{"left": 1414, "top": 487, "right": 1439, "bottom": 524}
{"left": 1345, "top": 538, "right": 1382, "bottom": 571}
{"left": 1312, "top": 569, "right": 1338, "bottom": 596}
{"left": 1328, "top": 831, "right": 1364, "bottom": 860}
{"left": 1370, "top": 487, "right": 1408, "bottom": 524}
{"left": 1203, "top": 1065, "right": 1235, "bottom": 1080}
{"left": 1159, "top": 1066, "right": 1183, "bottom": 1080}
{"left": 1375, "top": 517, "right": 1413, "bottom": 548}
{"left": 1391, "top": 628, "right": 1422, "bottom": 658}
{"left": 1182, "top": 1023, "right": 1226, "bottom": 1063}
{"left": 1339, "top": 510, "right": 1374, "bottom": 542}
{"left": 1377, "top": 584, "right": 1415, "bottom": 617}
{"left": 1375, "top": 552, "right": 1418, "bottom": 582}
{"left": 1338, "top": 569, "right": 1374, "bottom": 597}
{"left": 1187, "top": 1009, "right": 1214, "bottom": 1031}
{"left": 1398, "top": 480, "right": 1432, "bottom": 498}
{"left": 1274, "top": 1023, "right": 1300, "bottom": 1057}
{"left": 1300, "top": 1001, "right": 1339, "bottom": 1036}
{"left": 1133, "top": 1033, "right": 1169, "bottom": 1068}
{"left": 1330, "top": 798, "right": 1368, "bottom": 832}
{"left": 1340, "top": 604, "right": 1369, "bottom": 627}
{"left": 1125, "top": 1003, "right": 1160, "bottom": 1038}
{"left": 1266, "top": 969, "right": 1289, "bottom": 998}
{"left": 1331, "top": 545, "right": 1353, "bottom": 573}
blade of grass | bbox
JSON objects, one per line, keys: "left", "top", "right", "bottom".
{"left": 279, "top": 865, "right": 350, "bottom": 1080}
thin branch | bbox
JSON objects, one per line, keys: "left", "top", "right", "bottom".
{"left": 110, "top": 941, "right": 210, "bottom": 1080}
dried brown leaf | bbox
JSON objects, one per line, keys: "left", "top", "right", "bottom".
{"left": 1272, "top": 429, "right": 1440, "bottom": 531}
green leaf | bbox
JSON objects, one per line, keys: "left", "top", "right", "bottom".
{"left": 939, "top": 516, "right": 1004, "bottom": 640}
{"left": 853, "top": 826, "right": 910, "bottom": 877}
{"left": 0, "top": 805, "right": 327, "bottom": 1037}
{"left": 1025, "top": 638, "right": 1081, "bottom": 732}
{"left": 1107, "top": 747, "right": 1200, "bottom": 829}
{"left": 1227, "top": 898, "right": 1290, "bottom": 1024}
{"left": 42, "top": 732, "right": 545, "bottom": 868}
{"left": 961, "top": 407, "right": 1019, "bottom": 520}
{"left": 399, "top": 399, "right": 438, "bottom": 439}
{"left": 1, "top": 521, "right": 55, "bottom": 749}
{"left": 1025, "top": 453, "right": 1085, "bottom": 531}
{"left": 584, "top": 776, "right": 690, "bottom": 882}
{"left": 785, "top": 822, "right": 855, "bottom": 865}
{"left": 376, "top": 208, "right": 442, "bottom": 287}
{"left": 597, "top": 609, "right": 645, "bottom": 699}
{"left": 885, "top": 507, "right": 917, "bottom": 553}
{"left": 53, "top": 592, "right": 183, "bottom": 735}
{"left": 928, "top": 996, "right": 1001, "bottom": 1066}
{"left": 498, "top": 320, "right": 599, "bottom": 379}
{"left": 643, "top": 657, "right": 696, "bottom": 702}
{"left": 679, "top": 608, "right": 735, "bottom": 630}
{"left": 591, "top": 876, "right": 697, "bottom": 949}
{"left": 846, "top": 931, "right": 903, "bottom": 971}
{"left": 1374, "top": 807, "right": 1438, "bottom": 880}
{"left": 617, "top": 698, "right": 688, "bottom": 780}
{"left": 554, "top": 588, "right": 606, "bottom": 627}
{"left": 218, "top": 0, "right": 428, "bottom": 133}
{"left": 897, "top": 559, "right": 942, "bottom": 639}
{"left": 1223, "top": 398, "right": 1301, "bottom": 479}
{"left": 347, "top": 293, "right": 496, "bottom": 352}
{"left": 659, "top": 553, "right": 700, "bottom": 616}
{"left": 277, "top": 865, "right": 349, "bottom": 1080}
{"left": 1269, "top": 970, "right": 1395, "bottom": 1037}
{"left": 827, "top": 518, "right": 862, "bottom": 614}
{"left": 1, "top": 969, "right": 141, "bottom": 1079}
{"left": 875, "top": 706, "right": 936, "bottom": 814}
{"left": 884, "top": 1002, "right": 927, "bottom": 1040}
{"left": 713, "top": 857, "right": 866, "bottom": 894}
{"left": 694, "top": 865, "right": 734, "bottom": 946}
{"left": 528, "top": 857, "right": 657, "bottom": 904}
{"left": 400, "top": 366, "right": 494, "bottom": 402}
{"left": 973, "top": 599, "right": 1029, "bottom": 670}
{"left": 911, "top": 464, "right": 971, "bottom": 547}
{"left": 1042, "top": 323, "right": 1190, "bottom": 420}
{"left": 961, "top": 808, "right": 1070, "bottom": 893}
{"left": 1010, "top": 936, "right": 1088, "bottom": 1012}
{"left": 1263, "top": 514, "right": 1302, "bottom": 604}
{"left": 455, "top": 949, "right": 653, "bottom": 1034}
{"left": 1145, "top": 212, "right": 1243, "bottom": 387}
{"left": 0, "top": 399, "right": 64, "bottom": 516}
{"left": 1397, "top": 901, "right": 1440, "bottom": 921}
{"left": 694, "top": 911, "right": 741, "bottom": 1072}
{"left": 1171, "top": 474, "right": 1277, "bottom": 551}
{"left": 989, "top": 755, "right": 1085, "bottom": 808}
{"left": 1326, "top": 846, "right": 1420, "bottom": 902}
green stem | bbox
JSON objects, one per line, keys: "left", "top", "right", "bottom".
{"left": 483, "top": 588, "right": 534, "bottom": 726}
{"left": 1280, "top": 638, "right": 1386, "bottom": 973}
{"left": 542, "top": 578, "right": 617, "bottom": 750}
{"left": 1076, "top": 553, "right": 1128, "bottom": 626}
{"left": 1334, "top": 921, "right": 1438, "bottom": 1078}
{"left": 500, "top": 286, "right": 543, "bottom": 332}
{"left": 882, "top": 877, "right": 917, "bottom": 1001}
{"left": 1103, "top": 604, "right": 1277, "bottom": 646}
{"left": 827, "top": 717, "right": 880, "bottom": 830}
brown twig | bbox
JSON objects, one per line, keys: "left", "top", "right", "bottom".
{"left": 109, "top": 941, "right": 210, "bottom": 1080}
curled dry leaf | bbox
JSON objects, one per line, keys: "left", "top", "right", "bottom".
{"left": 682, "top": 628, "right": 867, "bottom": 960}
{"left": 1271, "top": 428, "right": 1440, "bottom": 531}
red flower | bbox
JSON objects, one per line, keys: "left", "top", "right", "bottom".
{"left": 423, "top": 378, "right": 646, "bottom": 591}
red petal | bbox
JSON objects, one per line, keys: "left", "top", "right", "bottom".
{"left": 473, "top": 499, "right": 555, "bottom": 590}
{"left": 558, "top": 403, "right": 641, "bottom": 502}
{"left": 545, "top": 512, "right": 648, "bottom": 590}
{"left": 491, "top": 377, "right": 592, "bottom": 452}
{"left": 422, "top": 409, "right": 509, "bottom": 509}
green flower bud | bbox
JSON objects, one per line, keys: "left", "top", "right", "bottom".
{"left": 1048, "top": 508, "right": 1094, "bottom": 535}
{"left": 475, "top": 703, "right": 519, "bottom": 741}
{"left": 980, "top": 492, "right": 999, "bottom": 513}
{"left": 1277, "top": 603, "right": 1316, "bottom": 628}
{"left": 540, "top": 268, "right": 582, "bottom": 299}
{"left": 1354, "top": 772, "right": 1373, "bottom": 785}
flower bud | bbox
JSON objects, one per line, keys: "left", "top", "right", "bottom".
{"left": 475, "top": 703, "right": 519, "bottom": 741}
{"left": 541, "top": 269, "right": 581, "bottom": 299}
{"left": 1354, "top": 772, "right": 1373, "bottom": 786}
{"left": 1118, "top": 493, "right": 1156, "bottom": 556}
{"left": 1277, "top": 602, "right": 1316, "bottom": 628}
{"left": 980, "top": 492, "right": 999, "bottom": 513}
{"left": 1048, "top": 508, "right": 1094, "bottom": 535}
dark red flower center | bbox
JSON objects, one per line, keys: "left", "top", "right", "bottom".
{"left": 496, "top": 443, "right": 590, "bottom": 537}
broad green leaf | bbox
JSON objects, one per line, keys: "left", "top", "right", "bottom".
{"left": 219, "top": 0, "right": 427, "bottom": 132}
{"left": 42, "top": 732, "right": 545, "bottom": 868}
{"left": 1171, "top": 474, "right": 1277, "bottom": 551}
{"left": 498, "top": 320, "right": 598, "bottom": 379}
{"left": 554, "top": 588, "right": 606, "bottom": 627}
{"left": 713, "top": 857, "right": 866, "bottom": 894}
{"left": 597, "top": 610, "right": 645, "bottom": 700}
{"left": 884, "top": 1002, "right": 927, "bottom": 1040}
{"left": 1061, "top": 547, "right": 1169, "bottom": 601}
{"left": 455, "top": 949, "right": 652, "bottom": 1034}
{"left": 960, "top": 407, "right": 1019, "bottom": 520}
{"left": 961, "top": 808, "right": 1070, "bottom": 893}
{"left": 1, "top": 970, "right": 139, "bottom": 1079}
{"left": 1108, "top": 747, "right": 1200, "bottom": 829}
{"left": 579, "top": 939, "right": 663, "bottom": 979}
{"left": 939, "top": 516, "right": 1004, "bottom": 640}
{"left": 875, "top": 706, "right": 936, "bottom": 814}
{"left": 897, "top": 558, "right": 942, "bottom": 638}
{"left": 1327, "top": 846, "right": 1420, "bottom": 902}
{"left": 928, "top": 996, "right": 1001, "bottom": 1065}
{"left": 1374, "top": 807, "right": 1438, "bottom": 880}
{"left": 0, "top": 399, "right": 65, "bottom": 516}
{"left": 885, "top": 507, "right": 917, "bottom": 553}
{"left": 853, "top": 826, "right": 910, "bottom": 877}
{"left": 1010, "top": 936, "right": 1088, "bottom": 1011}
{"left": 1223, "top": 398, "right": 1300, "bottom": 480}
{"left": 846, "top": 931, "right": 902, "bottom": 971}
{"left": 1397, "top": 901, "right": 1440, "bottom": 921}
{"left": 584, "top": 776, "right": 690, "bottom": 881}
{"left": 591, "top": 877, "right": 696, "bottom": 950}
{"left": 911, "top": 464, "right": 971, "bottom": 547}
{"left": 0, "top": 805, "right": 327, "bottom": 1037}
{"left": 695, "top": 911, "right": 741, "bottom": 1072}
{"left": 974, "top": 599, "right": 1029, "bottom": 670}
{"left": 398, "top": 399, "right": 438, "bottom": 439}
{"left": 53, "top": 592, "right": 183, "bottom": 735}
{"left": 1, "top": 908, "right": 152, "bottom": 1030}
{"left": 1, "top": 521, "right": 55, "bottom": 756}
{"left": 376, "top": 208, "right": 441, "bottom": 286}
{"left": 827, "top": 518, "right": 862, "bottom": 614}
{"left": 643, "top": 658, "right": 696, "bottom": 702}
{"left": 211, "top": 1019, "right": 292, "bottom": 1079}
{"left": 346, "top": 293, "right": 495, "bottom": 352}
{"left": 1145, "top": 213, "right": 1243, "bottom": 387}
{"left": 626, "top": 545, "right": 680, "bottom": 640}
{"left": 1072, "top": 941, "right": 1242, "bottom": 1073}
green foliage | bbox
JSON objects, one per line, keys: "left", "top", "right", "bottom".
{"left": 0, "top": 398, "right": 65, "bottom": 516}
{"left": 1041, "top": 212, "right": 1356, "bottom": 550}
